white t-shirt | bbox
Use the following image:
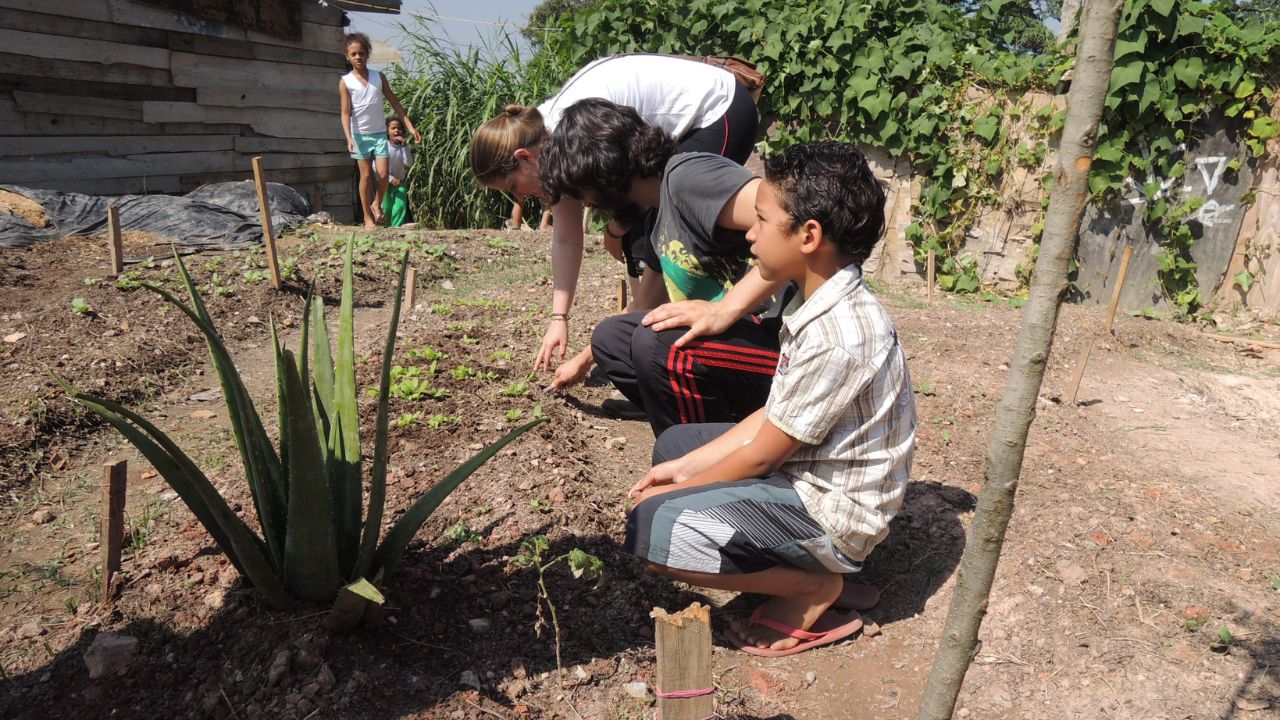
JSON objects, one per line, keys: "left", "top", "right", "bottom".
{"left": 537, "top": 55, "right": 736, "bottom": 139}
{"left": 343, "top": 69, "right": 386, "bottom": 136}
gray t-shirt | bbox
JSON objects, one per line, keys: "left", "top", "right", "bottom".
{"left": 644, "top": 153, "right": 756, "bottom": 302}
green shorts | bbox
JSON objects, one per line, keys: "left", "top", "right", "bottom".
{"left": 350, "top": 132, "right": 389, "bottom": 160}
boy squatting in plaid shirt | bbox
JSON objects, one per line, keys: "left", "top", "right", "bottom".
{"left": 625, "top": 141, "right": 917, "bottom": 656}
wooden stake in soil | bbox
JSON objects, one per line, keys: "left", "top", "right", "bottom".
{"left": 107, "top": 204, "right": 123, "bottom": 277}
{"left": 1104, "top": 244, "right": 1134, "bottom": 334}
{"left": 539, "top": 210, "right": 553, "bottom": 231}
{"left": 101, "top": 459, "right": 127, "bottom": 602}
{"left": 250, "top": 156, "right": 283, "bottom": 290}
{"left": 582, "top": 206, "right": 591, "bottom": 233}
{"left": 1067, "top": 338, "right": 1094, "bottom": 405}
{"left": 651, "top": 603, "right": 714, "bottom": 720}
{"left": 404, "top": 265, "right": 417, "bottom": 311}
{"left": 509, "top": 201, "right": 524, "bottom": 230}
{"left": 616, "top": 277, "right": 628, "bottom": 314}
{"left": 926, "top": 248, "right": 936, "bottom": 301}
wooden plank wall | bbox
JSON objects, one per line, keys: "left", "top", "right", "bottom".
{"left": 0, "top": 0, "right": 357, "bottom": 223}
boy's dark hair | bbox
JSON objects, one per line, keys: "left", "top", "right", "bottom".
{"left": 386, "top": 115, "right": 402, "bottom": 128}
{"left": 344, "top": 32, "right": 372, "bottom": 53}
{"left": 763, "top": 141, "right": 886, "bottom": 266}
{"left": 540, "top": 98, "right": 676, "bottom": 220}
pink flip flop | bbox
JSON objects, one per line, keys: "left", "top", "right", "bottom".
{"left": 730, "top": 606, "right": 864, "bottom": 657}
{"left": 834, "top": 582, "right": 880, "bottom": 611}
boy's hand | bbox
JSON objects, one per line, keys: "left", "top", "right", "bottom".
{"left": 388, "top": 177, "right": 401, "bottom": 187}
{"left": 629, "top": 459, "right": 685, "bottom": 498}
{"left": 347, "top": 138, "right": 355, "bottom": 153}
{"left": 548, "top": 352, "right": 591, "bottom": 390}
{"left": 642, "top": 300, "right": 734, "bottom": 348}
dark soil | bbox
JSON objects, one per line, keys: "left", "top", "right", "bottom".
{"left": 1, "top": 224, "right": 1278, "bottom": 719}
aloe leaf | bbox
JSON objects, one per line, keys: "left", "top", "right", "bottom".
{"left": 370, "top": 417, "right": 547, "bottom": 580}
{"left": 309, "top": 288, "right": 335, "bottom": 442}
{"left": 331, "top": 238, "right": 362, "bottom": 577}
{"left": 354, "top": 250, "right": 408, "bottom": 580}
{"left": 325, "top": 578, "right": 385, "bottom": 633}
{"left": 146, "top": 258, "right": 286, "bottom": 567}
{"left": 271, "top": 320, "right": 290, "bottom": 488}
{"left": 67, "top": 388, "right": 289, "bottom": 609}
{"left": 280, "top": 348, "right": 343, "bottom": 603}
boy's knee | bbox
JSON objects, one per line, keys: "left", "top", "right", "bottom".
{"left": 652, "top": 425, "right": 690, "bottom": 464}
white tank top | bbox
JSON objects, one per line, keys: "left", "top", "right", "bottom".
{"left": 343, "top": 69, "right": 386, "bottom": 135}
{"left": 537, "top": 55, "right": 737, "bottom": 140}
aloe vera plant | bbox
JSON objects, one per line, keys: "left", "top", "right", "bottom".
{"left": 67, "top": 241, "right": 545, "bottom": 613}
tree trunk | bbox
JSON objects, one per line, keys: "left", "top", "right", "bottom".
{"left": 1058, "top": 0, "right": 1083, "bottom": 43}
{"left": 914, "top": 1, "right": 1123, "bottom": 718}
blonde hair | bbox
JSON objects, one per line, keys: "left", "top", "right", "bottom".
{"left": 470, "top": 105, "right": 548, "bottom": 186}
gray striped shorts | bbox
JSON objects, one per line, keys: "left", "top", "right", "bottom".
{"left": 625, "top": 473, "right": 863, "bottom": 575}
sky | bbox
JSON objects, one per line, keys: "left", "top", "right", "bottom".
{"left": 344, "top": 0, "right": 542, "bottom": 58}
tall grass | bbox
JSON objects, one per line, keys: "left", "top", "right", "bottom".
{"left": 390, "top": 19, "right": 572, "bottom": 229}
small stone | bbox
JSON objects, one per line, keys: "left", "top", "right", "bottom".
{"left": 267, "top": 648, "right": 290, "bottom": 688}
{"left": 302, "top": 682, "right": 321, "bottom": 698}
{"left": 83, "top": 633, "right": 139, "bottom": 679}
{"left": 204, "top": 590, "right": 225, "bottom": 609}
{"left": 18, "top": 621, "right": 43, "bottom": 639}
{"left": 188, "top": 388, "right": 222, "bottom": 402}
{"left": 603, "top": 437, "right": 627, "bottom": 451}
{"left": 468, "top": 618, "right": 491, "bottom": 634}
{"left": 442, "top": 280, "right": 455, "bottom": 290}
{"left": 31, "top": 509, "right": 55, "bottom": 525}
{"left": 3, "top": 332, "right": 26, "bottom": 343}
{"left": 295, "top": 649, "right": 322, "bottom": 671}
{"left": 572, "top": 665, "right": 590, "bottom": 683}
{"left": 246, "top": 315, "right": 262, "bottom": 324}
{"left": 190, "top": 410, "right": 217, "bottom": 420}
{"left": 804, "top": 671, "right": 817, "bottom": 686}
{"left": 459, "top": 670, "right": 482, "bottom": 690}
{"left": 958, "top": 709, "right": 971, "bottom": 718}
{"left": 622, "top": 681, "right": 648, "bottom": 699}
{"left": 862, "top": 621, "right": 881, "bottom": 638}
{"left": 1234, "top": 698, "right": 1271, "bottom": 712}
{"left": 159, "top": 490, "right": 179, "bottom": 501}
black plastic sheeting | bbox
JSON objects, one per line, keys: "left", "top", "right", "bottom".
{"left": 0, "top": 181, "right": 311, "bottom": 251}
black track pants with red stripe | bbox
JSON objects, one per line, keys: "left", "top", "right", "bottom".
{"left": 590, "top": 311, "right": 781, "bottom": 437}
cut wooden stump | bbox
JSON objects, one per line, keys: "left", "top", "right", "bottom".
{"left": 405, "top": 265, "right": 417, "bottom": 312}
{"left": 651, "top": 602, "right": 714, "bottom": 720}
{"left": 101, "top": 460, "right": 127, "bottom": 602}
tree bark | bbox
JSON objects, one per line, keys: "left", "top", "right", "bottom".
{"left": 1058, "top": 0, "right": 1083, "bottom": 43}
{"left": 915, "top": 1, "right": 1123, "bottom": 718}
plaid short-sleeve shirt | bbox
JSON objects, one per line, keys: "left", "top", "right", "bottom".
{"left": 765, "top": 264, "right": 916, "bottom": 561}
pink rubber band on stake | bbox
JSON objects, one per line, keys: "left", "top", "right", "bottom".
{"left": 652, "top": 685, "right": 715, "bottom": 720}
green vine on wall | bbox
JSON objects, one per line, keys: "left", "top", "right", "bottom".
{"left": 530, "top": 0, "right": 1278, "bottom": 306}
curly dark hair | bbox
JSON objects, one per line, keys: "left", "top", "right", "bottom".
{"left": 763, "top": 142, "right": 886, "bottom": 266}
{"left": 539, "top": 98, "right": 677, "bottom": 216}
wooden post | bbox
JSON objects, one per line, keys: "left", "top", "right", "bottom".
{"left": 251, "top": 156, "right": 283, "bottom": 289}
{"left": 404, "top": 266, "right": 417, "bottom": 311}
{"left": 310, "top": 188, "right": 324, "bottom": 214}
{"left": 651, "top": 603, "right": 714, "bottom": 720}
{"left": 926, "top": 248, "right": 936, "bottom": 301}
{"left": 101, "top": 460, "right": 127, "bottom": 602}
{"left": 616, "top": 277, "right": 628, "bottom": 314}
{"left": 582, "top": 206, "right": 591, "bottom": 233}
{"left": 1067, "top": 338, "right": 1094, "bottom": 405}
{"left": 509, "top": 202, "right": 524, "bottom": 230}
{"left": 107, "top": 204, "right": 123, "bottom": 277}
{"left": 1104, "top": 244, "right": 1133, "bottom": 334}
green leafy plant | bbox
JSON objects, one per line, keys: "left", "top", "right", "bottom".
{"left": 64, "top": 241, "right": 547, "bottom": 620}
{"left": 395, "top": 411, "right": 423, "bottom": 428}
{"left": 426, "top": 413, "right": 458, "bottom": 429}
{"left": 505, "top": 409, "right": 525, "bottom": 421}
{"left": 507, "top": 535, "right": 603, "bottom": 682}
{"left": 451, "top": 365, "right": 477, "bottom": 380}
{"left": 71, "top": 298, "right": 92, "bottom": 315}
{"left": 1209, "top": 626, "right": 1235, "bottom": 653}
{"left": 444, "top": 522, "right": 483, "bottom": 544}
{"left": 488, "top": 350, "right": 512, "bottom": 362}
{"left": 406, "top": 345, "right": 446, "bottom": 362}
{"left": 501, "top": 381, "right": 531, "bottom": 398}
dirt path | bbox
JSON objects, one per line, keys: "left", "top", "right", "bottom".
{"left": 1, "top": 227, "right": 1277, "bottom": 719}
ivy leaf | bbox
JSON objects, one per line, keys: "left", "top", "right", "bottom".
{"left": 1171, "top": 56, "right": 1203, "bottom": 88}
{"left": 1233, "top": 270, "right": 1254, "bottom": 293}
{"left": 1251, "top": 116, "right": 1280, "bottom": 141}
{"left": 1114, "top": 32, "right": 1147, "bottom": 59}
{"left": 1235, "top": 76, "right": 1257, "bottom": 99}
{"left": 1110, "top": 59, "right": 1145, "bottom": 92}
{"left": 973, "top": 115, "right": 1000, "bottom": 143}
{"left": 1149, "top": 0, "right": 1176, "bottom": 16}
